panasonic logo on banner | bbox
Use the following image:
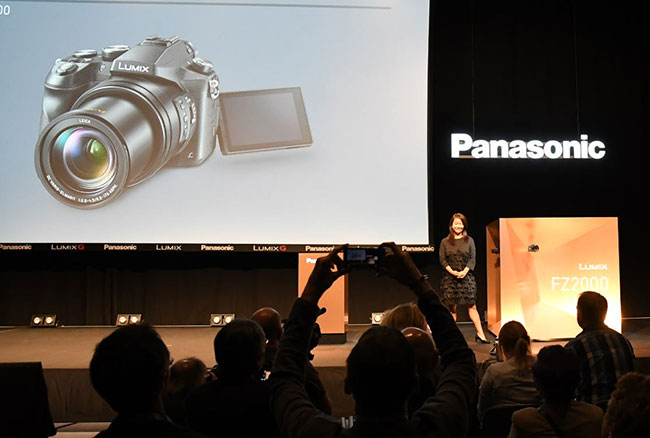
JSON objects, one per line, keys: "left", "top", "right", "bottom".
{"left": 451, "top": 133, "right": 606, "bottom": 159}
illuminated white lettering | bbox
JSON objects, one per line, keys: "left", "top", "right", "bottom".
{"left": 451, "top": 134, "right": 606, "bottom": 159}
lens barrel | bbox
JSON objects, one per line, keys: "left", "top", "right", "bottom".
{"left": 35, "top": 78, "right": 193, "bottom": 208}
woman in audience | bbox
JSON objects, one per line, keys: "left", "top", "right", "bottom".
{"left": 401, "top": 326, "right": 441, "bottom": 419}
{"left": 381, "top": 302, "right": 429, "bottom": 332}
{"left": 601, "top": 372, "right": 650, "bottom": 437}
{"left": 478, "top": 321, "right": 541, "bottom": 421}
{"left": 509, "top": 345, "right": 603, "bottom": 437}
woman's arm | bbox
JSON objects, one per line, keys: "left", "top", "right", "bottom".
{"left": 457, "top": 238, "right": 475, "bottom": 279}
{"left": 440, "top": 239, "right": 459, "bottom": 277}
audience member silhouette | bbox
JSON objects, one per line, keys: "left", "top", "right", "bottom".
{"left": 163, "top": 357, "right": 207, "bottom": 426}
{"left": 478, "top": 321, "right": 541, "bottom": 421}
{"left": 565, "top": 291, "right": 635, "bottom": 410}
{"left": 381, "top": 302, "right": 429, "bottom": 332}
{"left": 270, "top": 243, "right": 477, "bottom": 437}
{"left": 401, "top": 327, "right": 441, "bottom": 419}
{"left": 509, "top": 345, "right": 603, "bottom": 438}
{"left": 89, "top": 324, "right": 207, "bottom": 438}
{"left": 601, "top": 372, "right": 650, "bottom": 438}
{"left": 251, "top": 307, "right": 283, "bottom": 374}
{"left": 252, "top": 306, "right": 332, "bottom": 414}
{"left": 185, "top": 319, "right": 280, "bottom": 438}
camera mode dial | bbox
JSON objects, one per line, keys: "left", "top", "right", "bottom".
{"left": 102, "top": 45, "right": 130, "bottom": 61}
{"left": 56, "top": 62, "right": 78, "bottom": 75}
{"left": 74, "top": 49, "right": 97, "bottom": 59}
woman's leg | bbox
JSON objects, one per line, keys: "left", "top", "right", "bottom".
{"left": 468, "top": 304, "right": 487, "bottom": 340}
{"left": 447, "top": 304, "right": 457, "bottom": 321}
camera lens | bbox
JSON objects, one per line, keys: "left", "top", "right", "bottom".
{"left": 52, "top": 127, "right": 115, "bottom": 188}
{"left": 35, "top": 78, "right": 199, "bottom": 208}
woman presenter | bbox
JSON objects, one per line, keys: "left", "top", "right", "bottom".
{"left": 439, "top": 213, "right": 489, "bottom": 343}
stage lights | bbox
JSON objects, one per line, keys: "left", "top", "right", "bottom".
{"left": 210, "top": 313, "right": 235, "bottom": 326}
{"left": 371, "top": 312, "right": 384, "bottom": 325}
{"left": 116, "top": 314, "right": 142, "bottom": 326}
{"left": 30, "top": 314, "right": 58, "bottom": 327}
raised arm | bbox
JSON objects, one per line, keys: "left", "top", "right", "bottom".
{"left": 379, "top": 242, "right": 477, "bottom": 438}
{"left": 269, "top": 247, "right": 348, "bottom": 438}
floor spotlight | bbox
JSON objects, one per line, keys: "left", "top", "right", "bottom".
{"left": 129, "top": 314, "right": 142, "bottom": 325}
{"left": 210, "top": 314, "right": 223, "bottom": 326}
{"left": 116, "top": 314, "right": 142, "bottom": 326}
{"left": 210, "top": 313, "right": 235, "bottom": 326}
{"left": 30, "top": 315, "right": 57, "bottom": 328}
{"left": 371, "top": 312, "right": 385, "bottom": 325}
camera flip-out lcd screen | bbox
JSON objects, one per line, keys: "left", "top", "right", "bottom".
{"left": 219, "top": 88, "right": 312, "bottom": 154}
{"left": 0, "top": 0, "right": 429, "bottom": 246}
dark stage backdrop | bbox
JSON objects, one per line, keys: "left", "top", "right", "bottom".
{"left": 1, "top": 0, "right": 649, "bottom": 325}
{"left": 430, "top": 0, "right": 649, "bottom": 319}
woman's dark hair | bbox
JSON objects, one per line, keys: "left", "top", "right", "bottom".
{"left": 447, "top": 213, "right": 469, "bottom": 245}
{"left": 498, "top": 321, "right": 533, "bottom": 375}
{"left": 381, "top": 302, "right": 428, "bottom": 332}
{"left": 532, "top": 345, "right": 580, "bottom": 402}
{"left": 605, "top": 372, "right": 650, "bottom": 437}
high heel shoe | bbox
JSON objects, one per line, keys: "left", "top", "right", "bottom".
{"left": 475, "top": 335, "right": 490, "bottom": 344}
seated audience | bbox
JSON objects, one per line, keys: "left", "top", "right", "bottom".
{"left": 601, "top": 372, "right": 650, "bottom": 438}
{"left": 163, "top": 357, "right": 207, "bottom": 426}
{"left": 186, "top": 319, "right": 280, "bottom": 437}
{"left": 252, "top": 306, "right": 332, "bottom": 414}
{"left": 401, "top": 326, "right": 441, "bottom": 419}
{"left": 565, "top": 291, "right": 635, "bottom": 410}
{"left": 478, "top": 321, "right": 541, "bottom": 421}
{"left": 509, "top": 345, "right": 603, "bottom": 438}
{"left": 381, "top": 302, "right": 429, "bottom": 332}
{"left": 89, "top": 324, "right": 207, "bottom": 438}
{"left": 270, "top": 243, "right": 477, "bottom": 437}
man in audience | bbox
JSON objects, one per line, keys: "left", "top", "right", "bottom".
{"left": 565, "top": 291, "right": 635, "bottom": 410}
{"left": 270, "top": 243, "right": 477, "bottom": 437}
{"left": 163, "top": 357, "right": 207, "bottom": 426}
{"left": 185, "top": 319, "right": 280, "bottom": 437}
{"left": 89, "top": 324, "right": 207, "bottom": 438}
{"left": 509, "top": 345, "right": 603, "bottom": 437}
{"left": 251, "top": 307, "right": 284, "bottom": 375}
{"left": 601, "top": 372, "right": 650, "bottom": 437}
{"left": 252, "top": 306, "right": 332, "bottom": 414}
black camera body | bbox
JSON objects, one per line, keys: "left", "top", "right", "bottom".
{"left": 35, "top": 36, "right": 220, "bottom": 208}
{"left": 343, "top": 246, "right": 386, "bottom": 268}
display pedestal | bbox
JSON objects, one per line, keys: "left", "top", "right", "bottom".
{"left": 298, "top": 253, "right": 348, "bottom": 344}
{"left": 486, "top": 217, "right": 620, "bottom": 340}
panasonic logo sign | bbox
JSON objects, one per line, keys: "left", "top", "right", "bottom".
{"left": 451, "top": 133, "right": 606, "bottom": 159}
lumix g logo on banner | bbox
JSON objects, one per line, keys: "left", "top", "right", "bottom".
{"left": 51, "top": 244, "right": 85, "bottom": 250}
{"left": 451, "top": 133, "right": 606, "bottom": 159}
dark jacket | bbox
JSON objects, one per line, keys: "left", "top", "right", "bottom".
{"left": 269, "top": 290, "right": 477, "bottom": 438}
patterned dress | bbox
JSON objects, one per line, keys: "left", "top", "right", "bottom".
{"left": 439, "top": 236, "right": 477, "bottom": 305}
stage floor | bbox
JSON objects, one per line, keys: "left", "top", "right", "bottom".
{"left": 2, "top": 320, "right": 649, "bottom": 421}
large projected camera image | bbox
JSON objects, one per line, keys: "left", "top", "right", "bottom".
{"left": 34, "top": 35, "right": 311, "bottom": 209}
